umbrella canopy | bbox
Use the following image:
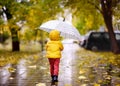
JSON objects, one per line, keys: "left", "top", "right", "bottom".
{"left": 39, "top": 20, "right": 81, "bottom": 40}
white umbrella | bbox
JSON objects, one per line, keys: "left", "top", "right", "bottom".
{"left": 39, "top": 20, "right": 81, "bottom": 40}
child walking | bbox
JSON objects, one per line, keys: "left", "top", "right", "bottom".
{"left": 45, "top": 30, "right": 64, "bottom": 83}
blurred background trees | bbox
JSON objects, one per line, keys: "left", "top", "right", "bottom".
{"left": 0, "top": 0, "right": 62, "bottom": 51}
{"left": 0, "top": 0, "right": 120, "bottom": 53}
{"left": 63, "top": 0, "right": 120, "bottom": 53}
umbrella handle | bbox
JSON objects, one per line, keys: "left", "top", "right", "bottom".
{"left": 63, "top": 18, "right": 65, "bottom": 21}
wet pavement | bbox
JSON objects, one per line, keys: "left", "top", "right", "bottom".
{"left": 1, "top": 42, "right": 120, "bottom": 86}
{"left": 0, "top": 43, "right": 80, "bottom": 86}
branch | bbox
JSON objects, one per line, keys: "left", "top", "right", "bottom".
{"left": 2, "top": 7, "right": 12, "bottom": 19}
{"left": 106, "top": 0, "right": 112, "bottom": 9}
{"left": 100, "top": 0, "right": 107, "bottom": 15}
{"left": 87, "top": 0, "right": 103, "bottom": 14}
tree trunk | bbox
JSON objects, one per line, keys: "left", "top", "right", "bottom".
{"left": 40, "top": 31, "right": 44, "bottom": 51}
{"left": 101, "top": 0, "right": 120, "bottom": 54}
{"left": 2, "top": 7, "right": 20, "bottom": 51}
{"left": 11, "top": 28, "right": 20, "bottom": 51}
{"left": 104, "top": 15, "right": 120, "bottom": 53}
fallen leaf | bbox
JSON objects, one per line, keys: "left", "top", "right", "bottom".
{"left": 7, "top": 67, "right": 16, "bottom": 73}
{"left": 36, "top": 83, "right": 46, "bottom": 86}
{"left": 81, "top": 84, "right": 87, "bottom": 86}
{"left": 64, "top": 84, "right": 72, "bottom": 86}
{"left": 78, "top": 76, "right": 87, "bottom": 80}
{"left": 94, "top": 83, "right": 100, "bottom": 86}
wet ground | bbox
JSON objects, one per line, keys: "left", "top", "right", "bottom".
{"left": 0, "top": 42, "right": 120, "bottom": 86}
{"left": 0, "top": 43, "right": 80, "bottom": 86}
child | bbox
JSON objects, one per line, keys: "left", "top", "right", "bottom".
{"left": 45, "top": 30, "right": 64, "bottom": 82}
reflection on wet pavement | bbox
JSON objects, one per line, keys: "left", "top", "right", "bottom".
{"left": 0, "top": 43, "right": 80, "bottom": 86}
{"left": 0, "top": 64, "right": 11, "bottom": 85}
{"left": 1, "top": 43, "right": 120, "bottom": 86}
{"left": 0, "top": 53, "right": 49, "bottom": 86}
{"left": 59, "top": 43, "right": 80, "bottom": 86}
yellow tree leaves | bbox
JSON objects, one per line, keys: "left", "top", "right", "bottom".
{"left": 85, "top": 15, "right": 93, "bottom": 29}
{"left": 26, "top": 7, "right": 43, "bottom": 29}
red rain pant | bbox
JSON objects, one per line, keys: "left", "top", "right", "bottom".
{"left": 48, "top": 58, "right": 60, "bottom": 76}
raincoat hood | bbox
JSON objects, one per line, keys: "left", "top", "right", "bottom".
{"left": 49, "top": 30, "right": 60, "bottom": 41}
{"left": 46, "top": 29, "right": 63, "bottom": 58}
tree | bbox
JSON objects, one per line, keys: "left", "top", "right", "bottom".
{"left": 64, "top": 0, "right": 120, "bottom": 54}
{"left": 0, "top": 0, "right": 25, "bottom": 51}
{"left": 0, "top": 0, "right": 62, "bottom": 51}
{"left": 100, "top": 0, "right": 120, "bottom": 53}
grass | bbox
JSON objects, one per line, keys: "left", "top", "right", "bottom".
{"left": 0, "top": 41, "right": 42, "bottom": 67}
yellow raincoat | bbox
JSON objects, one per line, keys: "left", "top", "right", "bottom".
{"left": 46, "top": 30, "right": 64, "bottom": 58}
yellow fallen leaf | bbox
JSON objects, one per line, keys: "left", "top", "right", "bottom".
{"left": 33, "top": 55, "right": 39, "bottom": 60}
{"left": 78, "top": 76, "right": 86, "bottom": 80}
{"left": 98, "top": 79, "right": 102, "bottom": 83}
{"left": 36, "top": 83, "right": 46, "bottom": 86}
{"left": 9, "top": 77, "right": 14, "bottom": 80}
{"left": 94, "top": 83, "right": 100, "bottom": 86}
{"left": 64, "top": 84, "right": 72, "bottom": 86}
{"left": 8, "top": 67, "right": 16, "bottom": 73}
{"left": 81, "top": 84, "right": 87, "bottom": 86}
{"left": 79, "top": 70, "right": 85, "bottom": 74}
{"left": 28, "top": 65, "right": 37, "bottom": 69}
{"left": 116, "top": 84, "right": 120, "bottom": 86}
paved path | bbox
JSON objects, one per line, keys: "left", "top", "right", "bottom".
{"left": 58, "top": 43, "right": 80, "bottom": 86}
{"left": 0, "top": 43, "right": 80, "bottom": 86}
